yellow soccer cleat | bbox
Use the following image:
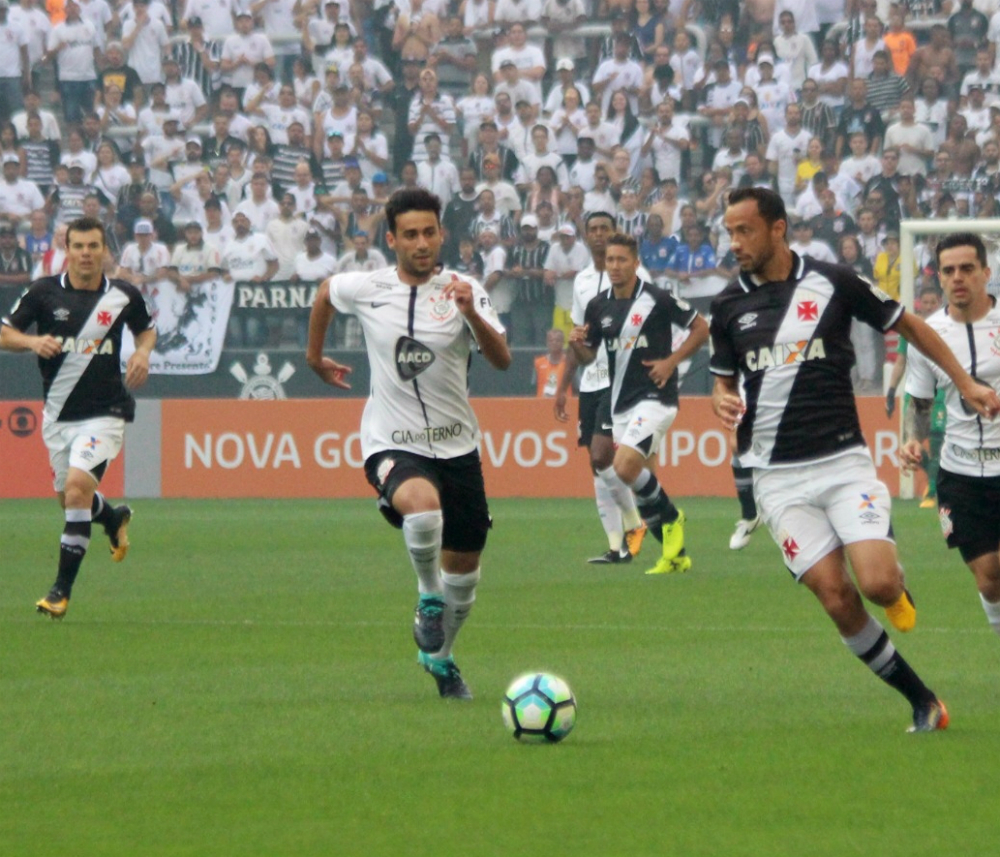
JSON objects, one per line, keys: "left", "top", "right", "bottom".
{"left": 885, "top": 589, "right": 917, "bottom": 633}
{"left": 625, "top": 522, "right": 648, "bottom": 557}
{"left": 645, "top": 551, "right": 691, "bottom": 575}
{"left": 36, "top": 594, "right": 68, "bottom": 620}
{"left": 106, "top": 505, "right": 132, "bottom": 562}
{"left": 659, "top": 509, "right": 686, "bottom": 563}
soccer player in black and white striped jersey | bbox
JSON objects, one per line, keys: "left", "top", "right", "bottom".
{"left": 711, "top": 188, "right": 1000, "bottom": 732}
{"left": 0, "top": 217, "right": 156, "bottom": 620}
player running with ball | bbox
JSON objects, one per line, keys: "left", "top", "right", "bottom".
{"left": 307, "top": 189, "right": 510, "bottom": 700}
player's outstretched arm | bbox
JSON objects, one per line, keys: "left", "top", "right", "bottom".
{"left": 895, "top": 311, "right": 1000, "bottom": 419}
{"left": 306, "top": 279, "right": 352, "bottom": 389}
{"left": 0, "top": 322, "right": 60, "bottom": 358}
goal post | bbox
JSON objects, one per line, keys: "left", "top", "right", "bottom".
{"left": 898, "top": 217, "right": 1000, "bottom": 498}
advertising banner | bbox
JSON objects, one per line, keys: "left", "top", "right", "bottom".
{"left": 158, "top": 397, "right": 902, "bottom": 499}
{"left": 0, "top": 401, "right": 124, "bottom": 498}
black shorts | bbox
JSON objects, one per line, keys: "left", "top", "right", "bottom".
{"left": 577, "top": 388, "right": 613, "bottom": 448}
{"left": 364, "top": 449, "right": 492, "bottom": 553}
{"left": 936, "top": 469, "right": 1000, "bottom": 563}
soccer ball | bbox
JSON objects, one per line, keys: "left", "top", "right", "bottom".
{"left": 501, "top": 672, "right": 577, "bottom": 743}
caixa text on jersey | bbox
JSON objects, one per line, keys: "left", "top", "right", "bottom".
{"left": 744, "top": 338, "right": 827, "bottom": 372}
{"left": 236, "top": 283, "right": 320, "bottom": 309}
{"left": 391, "top": 423, "right": 464, "bottom": 444}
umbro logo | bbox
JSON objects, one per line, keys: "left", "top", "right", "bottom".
{"left": 371, "top": 301, "right": 389, "bottom": 308}
{"left": 395, "top": 335, "right": 435, "bottom": 381}
{"left": 737, "top": 312, "right": 757, "bottom": 330}
{"left": 54, "top": 308, "right": 70, "bottom": 321}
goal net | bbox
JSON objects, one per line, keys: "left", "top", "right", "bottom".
{"left": 897, "top": 217, "right": 1000, "bottom": 497}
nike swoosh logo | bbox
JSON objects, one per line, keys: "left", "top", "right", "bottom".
{"left": 371, "top": 301, "right": 389, "bottom": 308}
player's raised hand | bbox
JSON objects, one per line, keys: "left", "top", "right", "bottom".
{"left": 568, "top": 324, "right": 588, "bottom": 344}
{"left": 311, "top": 356, "right": 353, "bottom": 389}
{"left": 441, "top": 274, "right": 475, "bottom": 316}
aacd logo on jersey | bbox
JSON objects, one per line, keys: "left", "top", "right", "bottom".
{"left": 396, "top": 336, "right": 435, "bottom": 381}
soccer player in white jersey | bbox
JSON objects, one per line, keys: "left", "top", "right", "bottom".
{"left": 0, "top": 216, "right": 156, "bottom": 619}
{"left": 711, "top": 188, "right": 1000, "bottom": 732}
{"left": 555, "top": 211, "right": 650, "bottom": 565}
{"left": 306, "top": 188, "right": 511, "bottom": 699}
{"left": 902, "top": 232, "right": 1000, "bottom": 643}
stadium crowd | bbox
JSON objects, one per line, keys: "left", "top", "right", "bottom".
{"left": 2, "top": 0, "right": 1000, "bottom": 385}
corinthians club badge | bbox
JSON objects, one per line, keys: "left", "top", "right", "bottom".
{"left": 230, "top": 353, "right": 295, "bottom": 399}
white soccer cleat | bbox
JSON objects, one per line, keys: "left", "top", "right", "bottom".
{"left": 729, "top": 515, "right": 761, "bottom": 551}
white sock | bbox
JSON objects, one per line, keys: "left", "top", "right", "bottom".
{"left": 434, "top": 568, "right": 480, "bottom": 660}
{"left": 402, "top": 511, "right": 443, "bottom": 595}
{"left": 597, "top": 465, "right": 642, "bottom": 531}
{"left": 980, "top": 593, "right": 1000, "bottom": 636}
{"left": 593, "top": 474, "right": 624, "bottom": 551}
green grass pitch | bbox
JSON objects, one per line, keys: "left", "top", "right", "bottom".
{"left": 2, "top": 496, "right": 999, "bottom": 857}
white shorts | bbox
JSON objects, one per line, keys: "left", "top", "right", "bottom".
{"left": 753, "top": 449, "right": 894, "bottom": 580}
{"left": 612, "top": 401, "right": 678, "bottom": 457}
{"left": 42, "top": 416, "right": 126, "bottom": 492}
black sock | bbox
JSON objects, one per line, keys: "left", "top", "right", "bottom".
{"left": 843, "top": 616, "right": 936, "bottom": 709}
{"left": 54, "top": 509, "right": 92, "bottom": 599}
{"left": 733, "top": 464, "right": 757, "bottom": 520}
{"left": 632, "top": 469, "right": 678, "bottom": 542}
{"left": 91, "top": 492, "right": 114, "bottom": 529}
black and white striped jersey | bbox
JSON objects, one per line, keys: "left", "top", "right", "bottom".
{"left": 709, "top": 253, "right": 902, "bottom": 468}
{"left": 581, "top": 279, "right": 698, "bottom": 413}
{"left": 2, "top": 273, "right": 153, "bottom": 424}
{"left": 905, "top": 300, "right": 1000, "bottom": 478}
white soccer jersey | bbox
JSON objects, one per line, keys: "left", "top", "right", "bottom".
{"left": 905, "top": 303, "right": 1000, "bottom": 477}
{"left": 327, "top": 267, "right": 505, "bottom": 460}
{"left": 571, "top": 262, "right": 651, "bottom": 393}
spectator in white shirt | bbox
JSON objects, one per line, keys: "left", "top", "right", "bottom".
{"left": 415, "top": 132, "right": 460, "bottom": 207}
{"left": 592, "top": 33, "right": 644, "bottom": 115}
{"left": 789, "top": 219, "right": 837, "bottom": 262}
{"left": 220, "top": 10, "right": 275, "bottom": 94}
{"left": 234, "top": 172, "right": 281, "bottom": 232}
{"left": 45, "top": 0, "right": 100, "bottom": 125}
{"left": 266, "top": 192, "right": 309, "bottom": 280}
{"left": 0, "top": 153, "right": 45, "bottom": 225}
{"left": 182, "top": 0, "right": 238, "bottom": 40}
{"left": 221, "top": 209, "right": 279, "bottom": 345}
{"left": 121, "top": 0, "right": 170, "bottom": 86}
{"left": 491, "top": 21, "right": 546, "bottom": 102}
